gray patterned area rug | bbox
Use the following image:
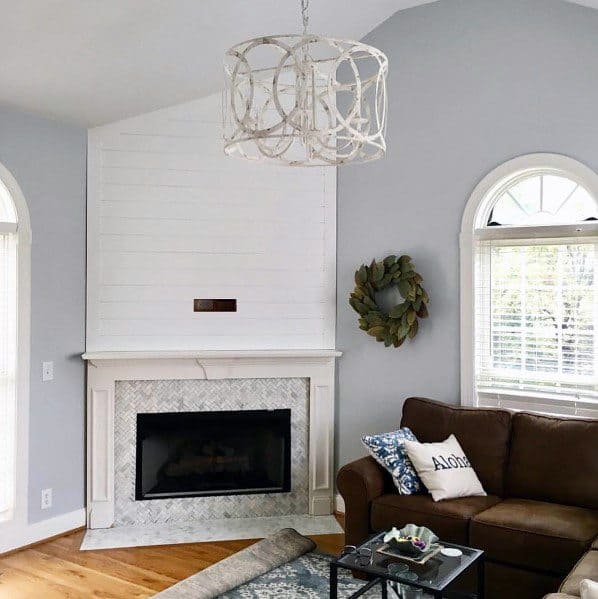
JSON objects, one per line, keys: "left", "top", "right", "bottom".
{"left": 157, "top": 550, "right": 381, "bottom": 598}
{"left": 153, "top": 528, "right": 434, "bottom": 598}
{"left": 153, "top": 528, "right": 382, "bottom": 598}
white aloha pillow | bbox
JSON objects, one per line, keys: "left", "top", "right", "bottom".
{"left": 403, "top": 434, "right": 486, "bottom": 502}
{"left": 581, "top": 579, "right": 598, "bottom": 599}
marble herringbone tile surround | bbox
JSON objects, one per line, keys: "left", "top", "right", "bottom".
{"left": 114, "top": 377, "right": 309, "bottom": 526}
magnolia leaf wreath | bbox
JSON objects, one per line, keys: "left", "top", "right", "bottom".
{"left": 349, "top": 255, "right": 429, "bottom": 348}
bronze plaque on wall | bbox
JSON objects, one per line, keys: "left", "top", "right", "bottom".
{"left": 193, "top": 299, "right": 237, "bottom": 312}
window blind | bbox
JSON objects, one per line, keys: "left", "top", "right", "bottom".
{"left": 474, "top": 236, "right": 598, "bottom": 417}
{"left": 0, "top": 231, "right": 17, "bottom": 517}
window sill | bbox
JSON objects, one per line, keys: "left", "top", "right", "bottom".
{"left": 476, "top": 389, "right": 598, "bottom": 418}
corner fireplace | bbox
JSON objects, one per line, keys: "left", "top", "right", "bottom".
{"left": 135, "top": 409, "right": 291, "bottom": 500}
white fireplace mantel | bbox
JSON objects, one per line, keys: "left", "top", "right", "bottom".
{"left": 83, "top": 350, "right": 342, "bottom": 359}
{"left": 83, "top": 349, "right": 341, "bottom": 529}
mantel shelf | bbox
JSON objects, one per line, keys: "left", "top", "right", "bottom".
{"left": 82, "top": 349, "right": 342, "bottom": 361}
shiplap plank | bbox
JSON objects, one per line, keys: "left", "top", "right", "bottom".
{"left": 100, "top": 133, "right": 221, "bottom": 155}
{"left": 99, "top": 217, "right": 325, "bottom": 239}
{"left": 99, "top": 318, "right": 323, "bottom": 337}
{"left": 101, "top": 267, "right": 325, "bottom": 287}
{"left": 91, "top": 335, "right": 323, "bottom": 351}
{"left": 100, "top": 149, "right": 325, "bottom": 181}
{"left": 100, "top": 251, "right": 324, "bottom": 272}
{"left": 100, "top": 200, "right": 324, "bottom": 224}
{"left": 100, "top": 153, "right": 313, "bottom": 176}
{"left": 99, "top": 235, "right": 322, "bottom": 255}
{"left": 100, "top": 184, "right": 325, "bottom": 206}
{"left": 101, "top": 166, "right": 324, "bottom": 192}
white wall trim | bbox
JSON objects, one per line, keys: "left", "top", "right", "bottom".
{"left": 85, "top": 127, "right": 102, "bottom": 351}
{"left": 85, "top": 353, "right": 339, "bottom": 529}
{"left": 334, "top": 493, "right": 345, "bottom": 514}
{"left": 0, "top": 508, "right": 86, "bottom": 555}
{"left": 0, "top": 161, "right": 31, "bottom": 553}
{"left": 459, "top": 153, "right": 598, "bottom": 407}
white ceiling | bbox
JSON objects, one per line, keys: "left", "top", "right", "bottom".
{"left": 0, "top": 0, "right": 593, "bottom": 127}
{"left": 0, "top": 0, "right": 438, "bottom": 127}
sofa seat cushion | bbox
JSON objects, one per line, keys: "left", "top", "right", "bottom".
{"left": 560, "top": 550, "right": 598, "bottom": 596}
{"left": 471, "top": 499, "right": 598, "bottom": 575}
{"left": 370, "top": 493, "right": 502, "bottom": 544}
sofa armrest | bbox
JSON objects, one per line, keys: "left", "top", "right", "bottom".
{"left": 337, "top": 456, "right": 388, "bottom": 546}
{"left": 592, "top": 536, "right": 598, "bottom": 550}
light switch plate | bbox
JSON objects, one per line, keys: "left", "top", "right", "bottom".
{"left": 42, "top": 361, "right": 54, "bottom": 381}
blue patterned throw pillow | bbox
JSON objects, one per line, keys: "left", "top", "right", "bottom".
{"left": 361, "top": 428, "right": 423, "bottom": 495}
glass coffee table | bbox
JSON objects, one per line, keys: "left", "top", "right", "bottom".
{"left": 330, "top": 531, "right": 484, "bottom": 599}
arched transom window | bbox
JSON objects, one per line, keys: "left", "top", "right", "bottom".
{"left": 461, "top": 154, "right": 598, "bottom": 417}
{"left": 488, "top": 173, "right": 597, "bottom": 226}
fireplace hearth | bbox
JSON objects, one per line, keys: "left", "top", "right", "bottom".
{"left": 135, "top": 409, "right": 291, "bottom": 500}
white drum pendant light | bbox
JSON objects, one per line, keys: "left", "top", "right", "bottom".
{"left": 223, "top": 0, "right": 388, "bottom": 166}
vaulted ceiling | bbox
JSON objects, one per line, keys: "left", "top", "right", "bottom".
{"left": 0, "top": 0, "right": 435, "bottom": 126}
{"left": 0, "top": 0, "right": 593, "bottom": 127}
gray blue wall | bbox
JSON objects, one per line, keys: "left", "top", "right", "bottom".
{"left": 0, "top": 105, "right": 86, "bottom": 523}
{"left": 336, "top": 0, "right": 598, "bottom": 466}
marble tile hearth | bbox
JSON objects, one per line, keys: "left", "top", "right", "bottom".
{"left": 81, "top": 514, "right": 342, "bottom": 550}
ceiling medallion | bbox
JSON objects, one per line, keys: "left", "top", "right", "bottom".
{"left": 222, "top": 0, "right": 388, "bottom": 166}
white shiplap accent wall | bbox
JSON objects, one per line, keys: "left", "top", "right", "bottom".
{"left": 86, "top": 94, "right": 336, "bottom": 351}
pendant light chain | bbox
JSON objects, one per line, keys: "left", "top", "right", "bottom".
{"left": 301, "top": 0, "right": 309, "bottom": 35}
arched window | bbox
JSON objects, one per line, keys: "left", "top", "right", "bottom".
{"left": 0, "top": 165, "right": 30, "bottom": 531}
{"left": 461, "top": 154, "right": 598, "bottom": 417}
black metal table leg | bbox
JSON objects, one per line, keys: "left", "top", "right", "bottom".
{"left": 347, "top": 577, "right": 384, "bottom": 599}
{"left": 381, "top": 579, "right": 388, "bottom": 599}
{"left": 329, "top": 562, "right": 338, "bottom": 599}
{"left": 477, "top": 555, "right": 485, "bottom": 599}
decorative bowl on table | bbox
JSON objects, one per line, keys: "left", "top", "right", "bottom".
{"left": 383, "top": 524, "right": 439, "bottom": 556}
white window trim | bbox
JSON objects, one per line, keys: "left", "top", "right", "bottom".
{"left": 460, "top": 153, "right": 598, "bottom": 409}
{"left": 0, "top": 161, "right": 31, "bottom": 550}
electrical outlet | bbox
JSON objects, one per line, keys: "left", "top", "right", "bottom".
{"left": 42, "top": 361, "right": 54, "bottom": 382}
{"left": 41, "top": 488, "right": 52, "bottom": 510}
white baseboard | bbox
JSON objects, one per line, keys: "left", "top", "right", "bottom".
{"left": 334, "top": 493, "right": 345, "bottom": 514}
{"left": 0, "top": 508, "right": 86, "bottom": 554}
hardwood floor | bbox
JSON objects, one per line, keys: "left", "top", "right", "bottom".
{"left": 0, "top": 517, "right": 345, "bottom": 598}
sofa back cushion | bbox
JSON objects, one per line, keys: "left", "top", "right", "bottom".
{"left": 400, "top": 397, "right": 512, "bottom": 496}
{"left": 506, "top": 412, "right": 598, "bottom": 509}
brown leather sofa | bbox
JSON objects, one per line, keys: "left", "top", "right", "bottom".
{"left": 337, "top": 397, "right": 598, "bottom": 599}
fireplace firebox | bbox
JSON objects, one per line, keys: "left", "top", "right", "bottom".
{"left": 135, "top": 409, "right": 291, "bottom": 500}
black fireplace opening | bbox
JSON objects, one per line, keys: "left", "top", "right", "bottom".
{"left": 135, "top": 409, "right": 291, "bottom": 500}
